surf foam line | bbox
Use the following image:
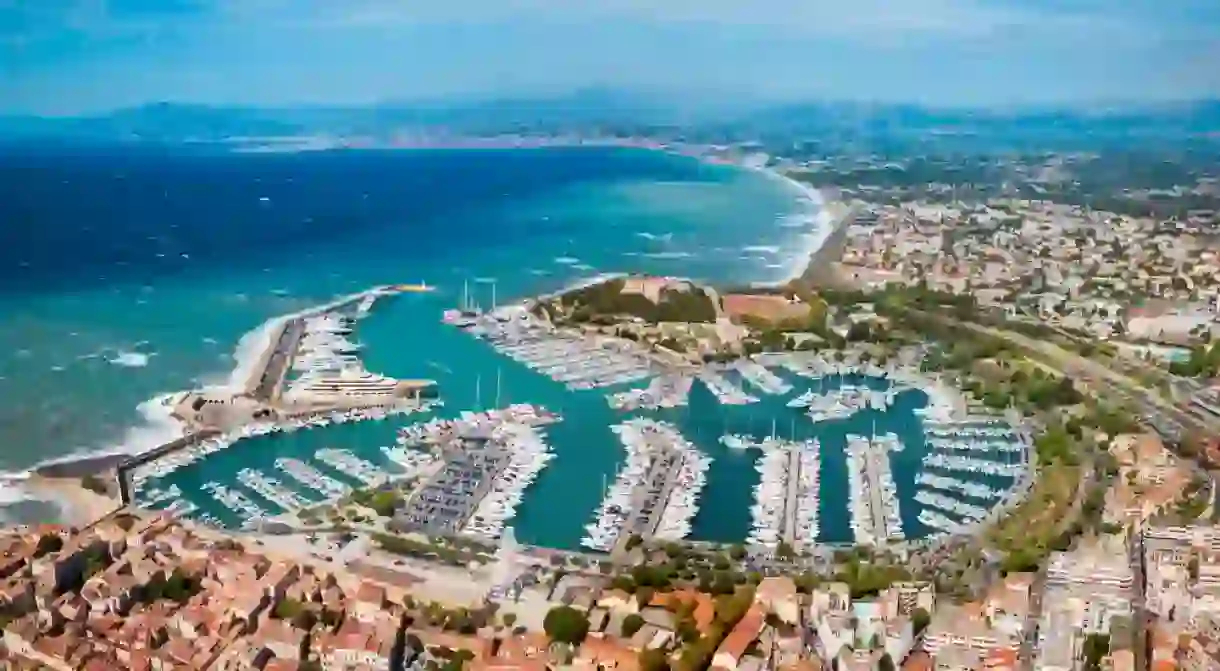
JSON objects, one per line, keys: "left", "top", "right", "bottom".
{"left": 24, "top": 288, "right": 391, "bottom": 477}
{"left": 752, "top": 166, "right": 833, "bottom": 286}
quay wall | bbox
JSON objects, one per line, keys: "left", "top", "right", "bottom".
{"left": 115, "top": 431, "right": 222, "bottom": 505}
{"left": 34, "top": 454, "right": 131, "bottom": 479}
{"left": 248, "top": 320, "right": 296, "bottom": 400}
{"left": 246, "top": 286, "right": 393, "bottom": 399}
{"left": 84, "top": 286, "right": 401, "bottom": 507}
{"left": 611, "top": 449, "right": 682, "bottom": 559}
{"left": 781, "top": 449, "right": 802, "bottom": 546}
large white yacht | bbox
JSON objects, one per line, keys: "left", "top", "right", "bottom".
{"left": 289, "top": 367, "right": 403, "bottom": 400}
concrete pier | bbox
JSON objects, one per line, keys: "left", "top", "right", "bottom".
{"left": 780, "top": 449, "right": 802, "bottom": 546}
{"left": 115, "top": 430, "right": 222, "bottom": 505}
{"left": 251, "top": 318, "right": 306, "bottom": 402}
{"left": 862, "top": 448, "right": 891, "bottom": 542}
{"left": 611, "top": 448, "right": 682, "bottom": 558}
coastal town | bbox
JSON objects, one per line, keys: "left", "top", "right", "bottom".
{"left": 5, "top": 135, "right": 1220, "bottom": 671}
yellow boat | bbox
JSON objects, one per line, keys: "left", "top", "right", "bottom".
{"left": 391, "top": 283, "right": 435, "bottom": 293}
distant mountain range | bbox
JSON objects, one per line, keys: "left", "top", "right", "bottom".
{"left": 1, "top": 91, "right": 1217, "bottom": 146}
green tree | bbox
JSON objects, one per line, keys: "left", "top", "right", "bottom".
{"left": 1082, "top": 633, "right": 1109, "bottom": 671}
{"left": 622, "top": 613, "right": 646, "bottom": 637}
{"left": 879, "top": 653, "right": 896, "bottom": 671}
{"left": 274, "top": 598, "right": 305, "bottom": 620}
{"left": 368, "top": 490, "right": 403, "bottom": 517}
{"left": 911, "top": 607, "right": 931, "bottom": 635}
{"left": 543, "top": 606, "right": 590, "bottom": 645}
{"left": 638, "top": 648, "right": 671, "bottom": 671}
{"left": 292, "top": 609, "right": 318, "bottom": 631}
{"left": 35, "top": 534, "right": 63, "bottom": 556}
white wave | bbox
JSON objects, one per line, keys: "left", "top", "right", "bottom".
{"left": 553, "top": 256, "right": 580, "bottom": 265}
{"left": 779, "top": 215, "right": 815, "bottom": 229}
{"left": 746, "top": 166, "right": 834, "bottom": 285}
{"left": 109, "top": 351, "right": 151, "bottom": 368}
{"left": 643, "top": 251, "right": 693, "bottom": 260}
{"left": 119, "top": 393, "right": 188, "bottom": 451}
{"left": 572, "top": 264, "right": 596, "bottom": 272}
{"left": 474, "top": 277, "right": 497, "bottom": 284}
{"left": 0, "top": 471, "right": 32, "bottom": 507}
{"left": 528, "top": 269, "right": 550, "bottom": 276}
{"left": 742, "top": 245, "right": 781, "bottom": 255}
{"left": 2, "top": 392, "right": 186, "bottom": 519}
{"left": 636, "top": 232, "right": 673, "bottom": 242}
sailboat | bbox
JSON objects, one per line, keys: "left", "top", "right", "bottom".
{"left": 719, "top": 412, "right": 752, "bottom": 450}
{"left": 443, "top": 278, "right": 481, "bottom": 327}
{"left": 721, "top": 434, "right": 751, "bottom": 450}
{"left": 758, "top": 418, "right": 784, "bottom": 451}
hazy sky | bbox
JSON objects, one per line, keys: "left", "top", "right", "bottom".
{"left": 3, "top": 0, "right": 1219, "bottom": 115}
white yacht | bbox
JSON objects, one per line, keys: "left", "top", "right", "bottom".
{"left": 787, "top": 390, "right": 817, "bottom": 408}
{"left": 719, "top": 434, "right": 752, "bottom": 450}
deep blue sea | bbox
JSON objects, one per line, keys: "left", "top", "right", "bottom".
{"left": 0, "top": 145, "right": 1012, "bottom": 547}
{"left": 0, "top": 147, "right": 804, "bottom": 508}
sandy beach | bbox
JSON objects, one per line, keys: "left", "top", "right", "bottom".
{"left": 747, "top": 164, "right": 855, "bottom": 286}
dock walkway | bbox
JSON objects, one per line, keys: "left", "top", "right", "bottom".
{"left": 780, "top": 449, "right": 802, "bottom": 546}
{"left": 862, "top": 449, "right": 889, "bottom": 542}
{"left": 252, "top": 318, "right": 306, "bottom": 402}
{"left": 611, "top": 449, "right": 681, "bottom": 559}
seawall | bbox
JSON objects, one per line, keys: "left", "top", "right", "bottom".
{"left": 114, "top": 430, "right": 222, "bottom": 505}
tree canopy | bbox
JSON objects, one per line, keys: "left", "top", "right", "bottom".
{"left": 543, "top": 606, "right": 590, "bottom": 645}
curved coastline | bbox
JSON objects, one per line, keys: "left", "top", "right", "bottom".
{"left": 15, "top": 274, "right": 1033, "bottom": 553}
{"left": 7, "top": 148, "right": 840, "bottom": 531}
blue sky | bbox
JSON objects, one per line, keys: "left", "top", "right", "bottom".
{"left": 2, "top": 0, "right": 1219, "bottom": 115}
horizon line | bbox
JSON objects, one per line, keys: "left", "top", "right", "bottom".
{"left": 6, "top": 94, "right": 1220, "bottom": 121}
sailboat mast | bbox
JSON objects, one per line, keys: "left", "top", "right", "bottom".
{"left": 495, "top": 367, "right": 502, "bottom": 408}
{"left": 475, "top": 373, "right": 482, "bottom": 410}
{"left": 462, "top": 279, "right": 469, "bottom": 311}
{"left": 491, "top": 281, "right": 498, "bottom": 313}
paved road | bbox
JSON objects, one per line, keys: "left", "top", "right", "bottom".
{"left": 1129, "top": 532, "right": 1149, "bottom": 671}
{"left": 917, "top": 311, "right": 1216, "bottom": 441}
{"left": 1019, "top": 568, "right": 1047, "bottom": 671}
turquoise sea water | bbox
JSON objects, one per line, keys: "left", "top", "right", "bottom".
{"left": 0, "top": 147, "right": 809, "bottom": 515}
{"left": 0, "top": 146, "right": 1017, "bottom": 546}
